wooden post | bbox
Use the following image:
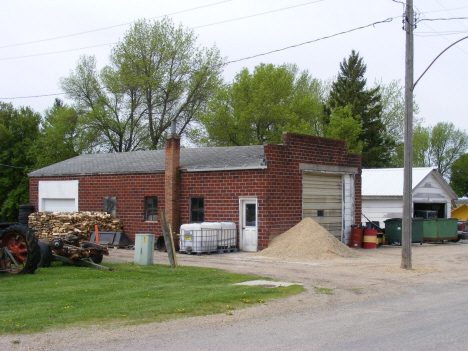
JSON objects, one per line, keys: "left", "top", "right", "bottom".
{"left": 168, "top": 225, "right": 179, "bottom": 268}
{"left": 158, "top": 210, "right": 176, "bottom": 268}
{"left": 402, "top": 0, "right": 414, "bottom": 270}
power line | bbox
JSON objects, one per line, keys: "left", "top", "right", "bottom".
{"left": 420, "top": 6, "right": 468, "bottom": 14}
{"left": 415, "top": 29, "right": 468, "bottom": 37}
{"left": 0, "top": 1, "right": 326, "bottom": 62}
{"left": 192, "top": 0, "right": 324, "bottom": 29}
{"left": 225, "top": 17, "right": 394, "bottom": 65}
{"left": 0, "top": 43, "right": 116, "bottom": 61}
{"left": 0, "top": 0, "right": 234, "bottom": 49}
{"left": 0, "top": 16, "right": 395, "bottom": 100}
{"left": 418, "top": 17, "right": 468, "bottom": 23}
{"left": 0, "top": 163, "right": 36, "bottom": 171}
{"left": 1, "top": 93, "right": 65, "bottom": 100}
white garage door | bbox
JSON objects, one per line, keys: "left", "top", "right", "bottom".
{"left": 303, "top": 172, "right": 342, "bottom": 238}
{"left": 43, "top": 199, "right": 77, "bottom": 212}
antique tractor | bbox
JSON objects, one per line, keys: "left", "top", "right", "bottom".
{"left": 0, "top": 224, "right": 40, "bottom": 274}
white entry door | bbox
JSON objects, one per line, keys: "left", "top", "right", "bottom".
{"left": 240, "top": 199, "right": 258, "bottom": 252}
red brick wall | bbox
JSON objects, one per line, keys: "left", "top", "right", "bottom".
{"left": 29, "top": 173, "right": 166, "bottom": 242}
{"left": 29, "top": 133, "right": 361, "bottom": 250}
{"left": 264, "top": 133, "right": 362, "bottom": 241}
{"left": 179, "top": 170, "right": 269, "bottom": 248}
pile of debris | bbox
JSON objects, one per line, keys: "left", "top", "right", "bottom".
{"left": 28, "top": 211, "right": 123, "bottom": 240}
{"left": 254, "top": 217, "right": 360, "bottom": 261}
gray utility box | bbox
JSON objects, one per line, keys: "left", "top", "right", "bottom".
{"left": 134, "top": 234, "right": 155, "bottom": 265}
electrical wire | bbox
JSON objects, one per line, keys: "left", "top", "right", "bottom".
{"left": 1, "top": 16, "right": 395, "bottom": 100}
{"left": 0, "top": 163, "right": 36, "bottom": 170}
{"left": 418, "top": 17, "right": 468, "bottom": 23}
{"left": 192, "top": 0, "right": 324, "bottom": 29}
{"left": 0, "top": 0, "right": 326, "bottom": 62}
{"left": 0, "top": 0, "right": 234, "bottom": 49}
{"left": 420, "top": 7, "right": 468, "bottom": 14}
{"left": 225, "top": 17, "right": 394, "bottom": 65}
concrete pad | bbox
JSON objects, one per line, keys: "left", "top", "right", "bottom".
{"left": 234, "top": 280, "right": 302, "bottom": 288}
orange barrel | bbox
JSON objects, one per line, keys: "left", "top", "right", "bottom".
{"left": 363, "top": 229, "right": 377, "bottom": 249}
{"left": 348, "top": 227, "right": 363, "bottom": 248}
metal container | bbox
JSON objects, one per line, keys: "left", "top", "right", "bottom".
{"left": 218, "top": 222, "right": 237, "bottom": 252}
{"left": 363, "top": 229, "right": 377, "bottom": 249}
{"left": 383, "top": 218, "right": 423, "bottom": 244}
{"left": 423, "top": 218, "right": 458, "bottom": 242}
{"left": 179, "top": 223, "right": 217, "bottom": 254}
{"left": 134, "top": 234, "right": 155, "bottom": 265}
{"left": 348, "top": 226, "right": 363, "bottom": 248}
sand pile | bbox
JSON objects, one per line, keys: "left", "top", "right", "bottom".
{"left": 254, "top": 217, "right": 360, "bottom": 261}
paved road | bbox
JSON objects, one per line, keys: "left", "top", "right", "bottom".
{"left": 60, "top": 282, "right": 468, "bottom": 351}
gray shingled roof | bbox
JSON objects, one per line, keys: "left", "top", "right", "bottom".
{"left": 28, "top": 145, "right": 266, "bottom": 177}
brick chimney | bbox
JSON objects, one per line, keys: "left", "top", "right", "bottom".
{"left": 165, "top": 134, "right": 180, "bottom": 234}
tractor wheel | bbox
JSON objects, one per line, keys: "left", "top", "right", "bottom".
{"left": 0, "top": 225, "right": 40, "bottom": 274}
{"left": 81, "top": 243, "right": 104, "bottom": 264}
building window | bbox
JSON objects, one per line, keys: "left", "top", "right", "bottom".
{"left": 145, "top": 197, "right": 158, "bottom": 221}
{"left": 190, "top": 197, "right": 204, "bottom": 222}
{"left": 317, "top": 210, "right": 324, "bottom": 217}
{"left": 103, "top": 197, "right": 116, "bottom": 218}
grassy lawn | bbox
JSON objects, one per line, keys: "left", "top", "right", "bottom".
{"left": 0, "top": 262, "right": 302, "bottom": 334}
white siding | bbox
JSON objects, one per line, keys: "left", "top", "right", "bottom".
{"left": 342, "top": 174, "right": 354, "bottom": 243}
{"left": 362, "top": 198, "right": 403, "bottom": 229}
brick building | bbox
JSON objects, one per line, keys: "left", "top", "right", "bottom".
{"left": 28, "top": 132, "right": 362, "bottom": 251}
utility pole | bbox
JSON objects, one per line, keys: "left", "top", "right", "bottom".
{"left": 402, "top": 0, "right": 414, "bottom": 270}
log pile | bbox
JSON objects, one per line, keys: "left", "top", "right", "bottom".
{"left": 29, "top": 211, "right": 123, "bottom": 240}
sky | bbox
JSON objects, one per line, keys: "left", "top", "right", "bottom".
{"left": 1, "top": 0, "right": 468, "bottom": 136}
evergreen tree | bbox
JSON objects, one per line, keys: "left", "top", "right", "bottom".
{"left": 326, "top": 50, "right": 394, "bottom": 167}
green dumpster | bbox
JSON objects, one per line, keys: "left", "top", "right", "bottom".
{"left": 383, "top": 218, "right": 423, "bottom": 244}
{"left": 423, "top": 218, "right": 458, "bottom": 242}
{"left": 422, "top": 220, "right": 437, "bottom": 241}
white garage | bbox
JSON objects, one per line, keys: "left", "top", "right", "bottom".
{"left": 362, "top": 167, "right": 458, "bottom": 228}
{"left": 38, "top": 180, "right": 79, "bottom": 212}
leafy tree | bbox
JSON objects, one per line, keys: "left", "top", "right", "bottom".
{"left": 0, "top": 103, "right": 40, "bottom": 221}
{"left": 110, "top": 18, "right": 224, "bottom": 149}
{"left": 323, "top": 105, "right": 363, "bottom": 153}
{"left": 450, "top": 154, "right": 468, "bottom": 197}
{"left": 34, "top": 99, "right": 82, "bottom": 169}
{"left": 392, "top": 125, "right": 431, "bottom": 168}
{"left": 326, "top": 50, "right": 394, "bottom": 167}
{"left": 429, "top": 122, "right": 468, "bottom": 177}
{"left": 198, "top": 63, "right": 324, "bottom": 146}
{"left": 391, "top": 122, "right": 468, "bottom": 178}
{"left": 60, "top": 55, "right": 148, "bottom": 153}
{"left": 61, "top": 18, "right": 224, "bottom": 152}
{"left": 377, "top": 79, "right": 423, "bottom": 166}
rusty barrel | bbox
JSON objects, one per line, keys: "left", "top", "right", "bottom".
{"left": 348, "top": 227, "right": 363, "bottom": 248}
{"left": 363, "top": 229, "right": 377, "bottom": 249}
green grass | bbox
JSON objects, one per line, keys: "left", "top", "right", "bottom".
{"left": 0, "top": 262, "right": 302, "bottom": 334}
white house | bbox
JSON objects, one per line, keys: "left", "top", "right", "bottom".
{"left": 361, "top": 167, "right": 458, "bottom": 228}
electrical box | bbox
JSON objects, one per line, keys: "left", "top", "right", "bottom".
{"left": 134, "top": 234, "right": 155, "bottom": 265}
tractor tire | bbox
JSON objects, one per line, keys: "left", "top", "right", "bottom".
{"left": 81, "top": 243, "right": 104, "bottom": 264}
{"left": 0, "top": 225, "right": 40, "bottom": 274}
{"left": 37, "top": 241, "right": 53, "bottom": 268}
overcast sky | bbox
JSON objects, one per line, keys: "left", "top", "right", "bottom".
{"left": 1, "top": 0, "right": 467, "bottom": 136}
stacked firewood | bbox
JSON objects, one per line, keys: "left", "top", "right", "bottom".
{"left": 28, "top": 211, "right": 123, "bottom": 240}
